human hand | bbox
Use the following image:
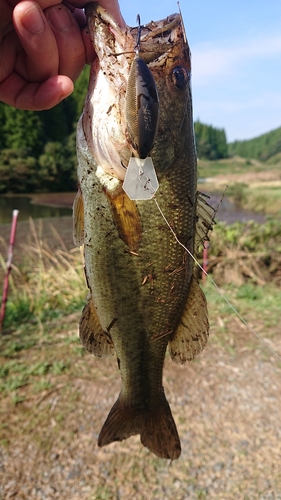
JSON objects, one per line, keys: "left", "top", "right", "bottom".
{"left": 0, "top": 0, "right": 124, "bottom": 110}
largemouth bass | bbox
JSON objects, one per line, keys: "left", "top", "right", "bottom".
{"left": 74, "top": 3, "right": 215, "bottom": 460}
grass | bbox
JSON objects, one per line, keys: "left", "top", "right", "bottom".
{"left": 199, "top": 217, "right": 281, "bottom": 292}
{"left": 221, "top": 183, "right": 281, "bottom": 215}
{"left": 0, "top": 218, "right": 86, "bottom": 331}
{"left": 246, "top": 185, "right": 281, "bottom": 214}
{"left": 204, "top": 280, "right": 281, "bottom": 334}
{"left": 198, "top": 155, "right": 281, "bottom": 216}
{"left": 197, "top": 157, "right": 251, "bottom": 177}
{"left": 197, "top": 155, "right": 281, "bottom": 178}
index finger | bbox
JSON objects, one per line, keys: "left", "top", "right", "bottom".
{"left": 66, "top": 0, "right": 125, "bottom": 27}
{"left": 13, "top": 1, "right": 60, "bottom": 81}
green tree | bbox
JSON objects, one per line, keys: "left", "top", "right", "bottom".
{"left": 194, "top": 120, "right": 228, "bottom": 160}
{"left": 0, "top": 149, "right": 39, "bottom": 193}
{"left": 38, "top": 138, "right": 76, "bottom": 192}
{"left": 3, "top": 106, "right": 45, "bottom": 156}
{"left": 0, "top": 65, "right": 104, "bottom": 193}
{"left": 72, "top": 66, "right": 90, "bottom": 121}
{"left": 39, "top": 94, "right": 78, "bottom": 143}
{"left": 228, "top": 126, "right": 281, "bottom": 161}
{"left": 38, "top": 65, "right": 90, "bottom": 145}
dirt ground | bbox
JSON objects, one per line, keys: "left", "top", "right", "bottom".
{"left": 208, "top": 169, "right": 281, "bottom": 187}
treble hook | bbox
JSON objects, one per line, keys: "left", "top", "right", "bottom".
{"left": 134, "top": 14, "right": 142, "bottom": 53}
{"left": 134, "top": 14, "right": 151, "bottom": 54}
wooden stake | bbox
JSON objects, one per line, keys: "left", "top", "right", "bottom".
{"left": 0, "top": 210, "right": 19, "bottom": 332}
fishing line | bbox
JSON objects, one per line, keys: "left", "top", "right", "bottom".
{"left": 153, "top": 196, "right": 281, "bottom": 363}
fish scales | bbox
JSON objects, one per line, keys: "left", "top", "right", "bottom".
{"left": 74, "top": 3, "right": 215, "bottom": 459}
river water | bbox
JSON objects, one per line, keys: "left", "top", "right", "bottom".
{"left": 0, "top": 192, "right": 266, "bottom": 226}
{"left": 0, "top": 196, "right": 72, "bottom": 224}
{"left": 206, "top": 194, "right": 266, "bottom": 224}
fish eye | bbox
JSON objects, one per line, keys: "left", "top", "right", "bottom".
{"left": 171, "top": 66, "right": 190, "bottom": 89}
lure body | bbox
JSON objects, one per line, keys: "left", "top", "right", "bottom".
{"left": 125, "top": 56, "right": 159, "bottom": 159}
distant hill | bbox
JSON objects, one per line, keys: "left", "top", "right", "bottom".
{"left": 228, "top": 126, "right": 281, "bottom": 162}
{"left": 194, "top": 120, "right": 228, "bottom": 160}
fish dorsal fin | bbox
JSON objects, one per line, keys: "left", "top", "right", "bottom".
{"left": 79, "top": 298, "right": 115, "bottom": 357}
{"left": 73, "top": 188, "right": 84, "bottom": 247}
{"left": 195, "top": 192, "right": 216, "bottom": 252}
{"left": 168, "top": 276, "right": 209, "bottom": 363}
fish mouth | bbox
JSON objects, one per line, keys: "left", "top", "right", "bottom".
{"left": 131, "top": 15, "right": 186, "bottom": 64}
{"left": 86, "top": 3, "right": 186, "bottom": 65}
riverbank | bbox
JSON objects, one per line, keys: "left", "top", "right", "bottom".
{"left": 29, "top": 192, "right": 76, "bottom": 208}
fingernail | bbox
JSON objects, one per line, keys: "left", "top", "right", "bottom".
{"left": 48, "top": 6, "right": 73, "bottom": 32}
{"left": 22, "top": 5, "right": 44, "bottom": 34}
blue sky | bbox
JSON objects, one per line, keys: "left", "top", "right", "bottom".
{"left": 119, "top": 0, "right": 281, "bottom": 142}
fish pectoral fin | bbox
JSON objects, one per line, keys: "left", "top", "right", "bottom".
{"left": 98, "top": 391, "right": 181, "bottom": 460}
{"left": 79, "top": 298, "right": 115, "bottom": 357}
{"left": 73, "top": 188, "right": 84, "bottom": 247}
{"left": 195, "top": 191, "right": 216, "bottom": 252}
{"left": 169, "top": 276, "right": 209, "bottom": 363}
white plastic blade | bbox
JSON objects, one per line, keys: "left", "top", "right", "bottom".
{"left": 122, "top": 157, "right": 159, "bottom": 200}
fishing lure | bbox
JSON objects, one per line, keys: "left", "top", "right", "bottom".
{"left": 125, "top": 15, "right": 159, "bottom": 159}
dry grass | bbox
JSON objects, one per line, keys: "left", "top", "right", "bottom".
{"left": 0, "top": 218, "right": 85, "bottom": 329}
{"left": 198, "top": 159, "right": 281, "bottom": 216}
{"left": 204, "top": 218, "right": 281, "bottom": 287}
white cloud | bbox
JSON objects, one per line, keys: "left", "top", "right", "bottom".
{"left": 191, "top": 34, "right": 281, "bottom": 82}
{"left": 193, "top": 90, "right": 281, "bottom": 141}
{"left": 194, "top": 91, "right": 281, "bottom": 114}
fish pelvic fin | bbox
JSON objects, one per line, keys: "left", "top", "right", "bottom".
{"left": 169, "top": 276, "right": 209, "bottom": 363}
{"left": 79, "top": 297, "right": 115, "bottom": 357}
{"left": 98, "top": 391, "right": 181, "bottom": 460}
{"left": 105, "top": 186, "right": 142, "bottom": 253}
{"left": 73, "top": 188, "right": 85, "bottom": 247}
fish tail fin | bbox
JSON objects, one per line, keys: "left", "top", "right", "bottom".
{"left": 98, "top": 392, "right": 181, "bottom": 460}
{"left": 141, "top": 393, "right": 181, "bottom": 460}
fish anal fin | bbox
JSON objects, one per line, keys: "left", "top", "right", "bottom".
{"left": 73, "top": 188, "right": 84, "bottom": 247}
{"left": 169, "top": 276, "right": 209, "bottom": 363}
{"left": 98, "top": 392, "right": 181, "bottom": 460}
{"left": 79, "top": 298, "right": 115, "bottom": 357}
